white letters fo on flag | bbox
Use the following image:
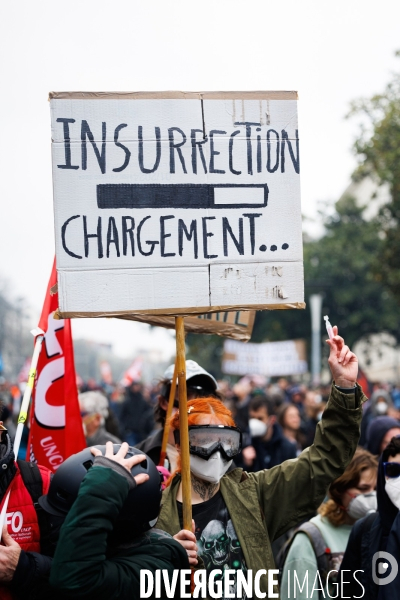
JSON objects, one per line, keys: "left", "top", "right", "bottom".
{"left": 50, "top": 91, "right": 304, "bottom": 317}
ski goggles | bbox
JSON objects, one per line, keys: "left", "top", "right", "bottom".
{"left": 383, "top": 461, "right": 400, "bottom": 479}
{"left": 174, "top": 425, "right": 242, "bottom": 460}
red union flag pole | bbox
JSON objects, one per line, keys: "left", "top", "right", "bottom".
{"left": 27, "top": 258, "right": 86, "bottom": 470}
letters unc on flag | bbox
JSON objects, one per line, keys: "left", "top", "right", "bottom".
{"left": 27, "top": 259, "right": 86, "bottom": 470}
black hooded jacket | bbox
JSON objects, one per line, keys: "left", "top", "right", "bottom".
{"left": 119, "top": 390, "right": 154, "bottom": 442}
{"left": 381, "top": 512, "right": 400, "bottom": 598}
{"left": 0, "top": 432, "right": 17, "bottom": 501}
{"left": 365, "top": 416, "right": 400, "bottom": 456}
{"left": 247, "top": 422, "right": 297, "bottom": 471}
{"left": 339, "top": 455, "right": 399, "bottom": 599}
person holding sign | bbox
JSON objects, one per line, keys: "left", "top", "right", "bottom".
{"left": 136, "top": 360, "right": 220, "bottom": 471}
{"left": 157, "top": 327, "right": 366, "bottom": 597}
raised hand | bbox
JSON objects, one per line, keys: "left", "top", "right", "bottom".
{"left": 91, "top": 442, "right": 149, "bottom": 485}
{"left": 326, "top": 326, "right": 358, "bottom": 388}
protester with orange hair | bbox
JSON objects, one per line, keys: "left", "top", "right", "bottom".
{"left": 156, "top": 329, "right": 367, "bottom": 598}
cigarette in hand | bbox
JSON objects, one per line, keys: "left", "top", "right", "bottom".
{"left": 324, "top": 315, "right": 334, "bottom": 340}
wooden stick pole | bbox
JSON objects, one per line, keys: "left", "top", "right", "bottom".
{"left": 175, "top": 316, "right": 192, "bottom": 531}
{"left": 158, "top": 359, "right": 178, "bottom": 467}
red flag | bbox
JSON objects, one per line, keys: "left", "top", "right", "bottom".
{"left": 120, "top": 357, "right": 143, "bottom": 387}
{"left": 357, "top": 366, "right": 373, "bottom": 398}
{"left": 27, "top": 259, "right": 86, "bottom": 470}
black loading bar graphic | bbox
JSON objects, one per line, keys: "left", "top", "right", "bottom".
{"left": 97, "top": 183, "right": 269, "bottom": 210}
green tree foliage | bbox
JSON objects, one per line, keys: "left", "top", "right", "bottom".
{"left": 187, "top": 197, "right": 400, "bottom": 376}
{"left": 254, "top": 197, "right": 400, "bottom": 351}
{"left": 186, "top": 332, "right": 224, "bottom": 379}
{"left": 188, "top": 62, "right": 400, "bottom": 375}
{"left": 349, "top": 55, "right": 400, "bottom": 301}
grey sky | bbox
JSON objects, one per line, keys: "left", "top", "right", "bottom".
{"left": 0, "top": 0, "right": 399, "bottom": 358}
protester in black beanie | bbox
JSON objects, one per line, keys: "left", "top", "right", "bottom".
{"left": 365, "top": 416, "right": 400, "bottom": 455}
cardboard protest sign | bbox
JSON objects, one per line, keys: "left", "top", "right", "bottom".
{"left": 50, "top": 91, "right": 304, "bottom": 317}
{"left": 119, "top": 310, "right": 255, "bottom": 341}
{"left": 222, "top": 338, "right": 307, "bottom": 376}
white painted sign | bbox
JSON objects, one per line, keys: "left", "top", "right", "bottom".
{"left": 222, "top": 338, "right": 307, "bottom": 376}
{"left": 50, "top": 91, "right": 304, "bottom": 317}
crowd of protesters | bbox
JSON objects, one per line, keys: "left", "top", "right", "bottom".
{"left": 1, "top": 365, "right": 400, "bottom": 469}
{"left": 0, "top": 332, "right": 400, "bottom": 598}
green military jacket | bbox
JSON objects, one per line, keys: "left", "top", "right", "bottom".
{"left": 50, "top": 466, "right": 189, "bottom": 600}
{"left": 157, "top": 384, "right": 366, "bottom": 598}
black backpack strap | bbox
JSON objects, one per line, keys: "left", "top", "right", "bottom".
{"left": 17, "top": 459, "right": 43, "bottom": 503}
{"left": 277, "top": 521, "right": 330, "bottom": 589}
{"left": 17, "top": 459, "right": 53, "bottom": 554}
{"left": 297, "top": 521, "right": 330, "bottom": 578}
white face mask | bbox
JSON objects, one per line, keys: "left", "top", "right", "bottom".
{"left": 385, "top": 477, "right": 400, "bottom": 510}
{"left": 166, "top": 443, "right": 179, "bottom": 472}
{"left": 249, "top": 418, "right": 268, "bottom": 438}
{"left": 347, "top": 492, "right": 377, "bottom": 520}
{"left": 190, "top": 451, "right": 232, "bottom": 484}
{"left": 376, "top": 402, "right": 388, "bottom": 415}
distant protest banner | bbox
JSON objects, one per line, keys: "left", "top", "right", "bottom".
{"left": 222, "top": 338, "right": 307, "bottom": 377}
{"left": 120, "top": 357, "right": 143, "bottom": 387}
{"left": 119, "top": 310, "right": 255, "bottom": 341}
{"left": 50, "top": 91, "right": 304, "bottom": 317}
